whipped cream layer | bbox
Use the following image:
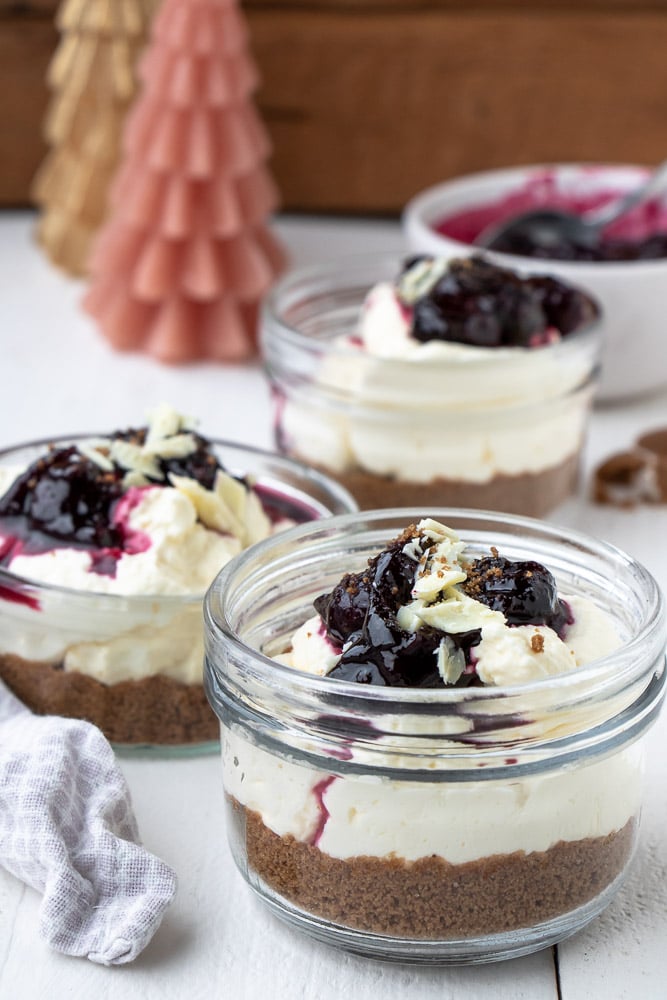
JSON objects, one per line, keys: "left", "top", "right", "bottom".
{"left": 2, "top": 595, "right": 205, "bottom": 685}
{"left": 279, "top": 266, "right": 596, "bottom": 484}
{"left": 222, "top": 518, "right": 634, "bottom": 866}
{"left": 4, "top": 481, "right": 247, "bottom": 597}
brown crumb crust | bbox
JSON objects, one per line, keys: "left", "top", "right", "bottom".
{"left": 0, "top": 653, "right": 218, "bottom": 745}
{"left": 232, "top": 800, "right": 634, "bottom": 938}
{"left": 297, "top": 452, "right": 580, "bottom": 518}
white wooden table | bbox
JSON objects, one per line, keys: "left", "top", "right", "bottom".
{"left": 1, "top": 212, "right": 666, "bottom": 999}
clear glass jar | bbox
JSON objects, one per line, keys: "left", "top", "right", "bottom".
{"left": 261, "top": 254, "right": 602, "bottom": 518}
{"left": 0, "top": 435, "right": 356, "bottom": 756}
{"left": 204, "top": 509, "right": 666, "bottom": 963}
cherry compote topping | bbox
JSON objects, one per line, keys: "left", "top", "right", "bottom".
{"left": 406, "top": 256, "right": 598, "bottom": 348}
{"left": 461, "top": 553, "right": 572, "bottom": 638}
{"left": 314, "top": 528, "right": 572, "bottom": 688}
{"left": 0, "top": 430, "right": 225, "bottom": 565}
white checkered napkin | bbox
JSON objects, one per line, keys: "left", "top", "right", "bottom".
{"left": 0, "top": 681, "right": 177, "bottom": 965}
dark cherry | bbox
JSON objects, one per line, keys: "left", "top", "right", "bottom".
{"left": 529, "top": 274, "right": 588, "bottom": 335}
{"left": 327, "top": 615, "right": 483, "bottom": 689}
{"left": 462, "top": 554, "right": 571, "bottom": 638}
{"left": 329, "top": 624, "right": 444, "bottom": 688}
{"left": 315, "top": 542, "right": 418, "bottom": 644}
{"left": 408, "top": 256, "right": 598, "bottom": 347}
{"left": 0, "top": 447, "right": 125, "bottom": 553}
{"left": 314, "top": 571, "right": 371, "bottom": 646}
{"left": 488, "top": 229, "right": 667, "bottom": 262}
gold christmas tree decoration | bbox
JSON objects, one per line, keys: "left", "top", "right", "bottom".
{"left": 83, "top": 0, "right": 287, "bottom": 363}
{"left": 32, "top": 0, "right": 159, "bottom": 277}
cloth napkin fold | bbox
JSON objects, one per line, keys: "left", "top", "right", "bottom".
{"left": 0, "top": 680, "right": 177, "bottom": 965}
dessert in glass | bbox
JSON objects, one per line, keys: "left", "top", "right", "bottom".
{"left": 204, "top": 509, "right": 666, "bottom": 963}
{"left": 0, "top": 404, "right": 356, "bottom": 753}
{"left": 262, "top": 254, "right": 601, "bottom": 517}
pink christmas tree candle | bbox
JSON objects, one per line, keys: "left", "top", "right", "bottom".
{"left": 83, "top": 0, "right": 286, "bottom": 362}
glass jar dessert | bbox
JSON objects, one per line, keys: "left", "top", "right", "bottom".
{"left": 261, "top": 254, "right": 601, "bottom": 518}
{"left": 0, "top": 406, "right": 356, "bottom": 754}
{"left": 204, "top": 509, "right": 665, "bottom": 963}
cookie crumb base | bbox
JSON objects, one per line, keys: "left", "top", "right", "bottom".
{"left": 0, "top": 653, "right": 218, "bottom": 745}
{"left": 231, "top": 799, "right": 634, "bottom": 939}
{"left": 302, "top": 452, "right": 580, "bottom": 519}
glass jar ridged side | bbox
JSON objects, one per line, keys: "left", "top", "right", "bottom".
{"left": 261, "top": 255, "right": 602, "bottom": 518}
{"left": 204, "top": 509, "right": 666, "bottom": 963}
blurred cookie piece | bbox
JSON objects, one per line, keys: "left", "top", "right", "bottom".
{"left": 593, "top": 428, "right": 667, "bottom": 506}
{"left": 594, "top": 451, "right": 659, "bottom": 507}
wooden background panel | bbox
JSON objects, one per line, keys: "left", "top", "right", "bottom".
{"left": 0, "top": 19, "right": 54, "bottom": 204}
{"left": 0, "top": 4, "right": 666, "bottom": 211}
{"left": 247, "top": 0, "right": 667, "bottom": 9}
{"left": 250, "top": 9, "right": 667, "bottom": 212}
{"left": 5, "top": 0, "right": 667, "bottom": 11}
{"left": 0, "top": 0, "right": 54, "bottom": 12}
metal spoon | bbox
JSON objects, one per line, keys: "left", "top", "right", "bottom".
{"left": 475, "top": 161, "right": 667, "bottom": 251}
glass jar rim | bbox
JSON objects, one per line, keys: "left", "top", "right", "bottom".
{"left": 0, "top": 432, "right": 357, "bottom": 605}
{"left": 205, "top": 506, "right": 666, "bottom": 709}
{"left": 261, "top": 250, "right": 603, "bottom": 364}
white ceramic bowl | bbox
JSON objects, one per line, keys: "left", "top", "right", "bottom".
{"left": 403, "top": 164, "right": 667, "bottom": 401}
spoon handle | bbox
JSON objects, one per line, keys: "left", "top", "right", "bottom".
{"left": 582, "top": 160, "right": 667, "bottom": 230}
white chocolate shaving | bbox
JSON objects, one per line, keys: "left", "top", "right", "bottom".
{"left": 108, "top": 406, "right": 197, "bottom": 479}
{"left": 169, "top": 469, "right": 271, "bottom": 547}
{"left": 121, "top": 470, "right": 151, "bottom": 489}
{"left": 110, "top": 440, "right": 162, "bottom": 480}
{"left": 436, "top": 638, "right": 466, "bottom": 685}
{"left": 411, "top": 518, "right": 467, "bottom": 601}
{"left": 145, "top": 402, "right": 196, "bottom": 443}
{"left": 143, "top": 433, "right": 197, "bottom": 460}
{"left": 397, "top": 257, "right": 448, "bottom": 305}
{"left": 77, "top": 441, "right": 114, "bottom": 471}
{"left": 414, "top": 591, "right": 504, "bottom": 634}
